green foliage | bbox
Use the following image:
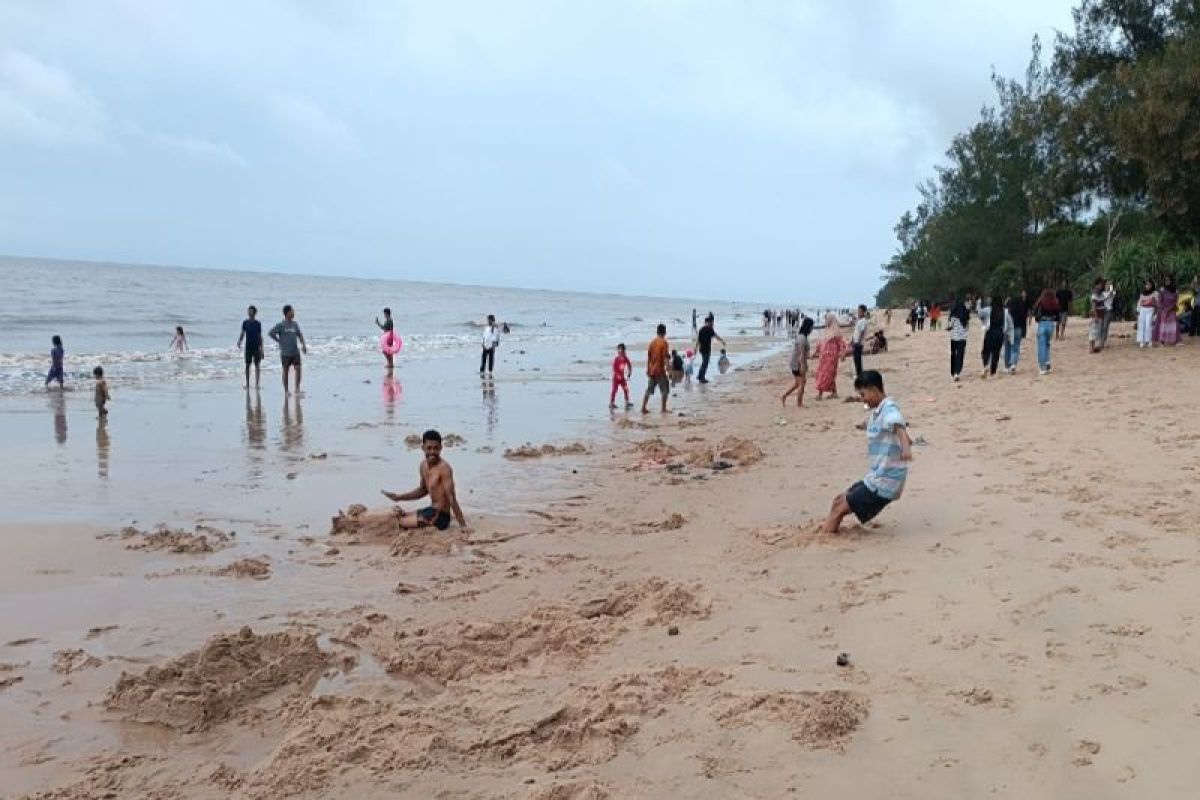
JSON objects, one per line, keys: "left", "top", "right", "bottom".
{"left": 882, "top": 0, "right": 1200, "bottom": 317}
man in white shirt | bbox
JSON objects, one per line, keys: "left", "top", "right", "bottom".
{"left": 480, "top": 314, "right": 500, "bottom": 375}
{"left": 851, "top": 304, "right": 869, "bottom": 377}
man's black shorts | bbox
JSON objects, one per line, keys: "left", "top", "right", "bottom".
{"left": 418, "top": 506, "right": 452, "bottom": 531}
{"left": 245, "top": 347, "right": 263, "bottom": 366}
{"left": 281, "top": 354, "right": 301, "bottom": 368}
{"left": 845, "top": 481, "right": 891, "bottom": 523}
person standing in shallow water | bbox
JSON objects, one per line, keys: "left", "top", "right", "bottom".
{"left": 237, "top": 305, "right": 263, "bottom": 389}
{"left": 696, "top": 314, "right": 726, "bottom": 384}
{"left": 641, "top": 323, "right": 671, "bottom": 414}
{"left": 376, "top": 308, "right": 396, "bottom": 369}
{"left": 480, "top": 314, "right": 500, "bottom": 375}
{"left": 269, "top": 304, "right": 307, "bottom": 395}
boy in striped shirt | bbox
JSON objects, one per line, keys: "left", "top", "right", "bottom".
{"left": 823, "top": 370, "right": 912, "bottom": 533}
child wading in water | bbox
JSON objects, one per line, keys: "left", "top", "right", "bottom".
{"left": 781, "top": 317, "right": 813, "bottom": 407}
{"left": 93, "top": 366, "right": 110, "bottom": 417}
{"left": 823, "top": 370, "right": 912, "bottom": 533}
{"left": 46, "top": 335, "right": 65, "bottom": 389}
{"left": 610, "top": 343, "right": 632, "bottom": 409}
{"left": 170, "top": 326, "right": 188, "bottom": 352}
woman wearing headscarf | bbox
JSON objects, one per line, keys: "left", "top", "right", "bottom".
{"left": 980, "top": 296, "right": 1006, "bottom": 378}
{"left": 1136, "top": 279, "right": 1158, "bottom": 348}
{"left": 814, "top": 312, "right": 847, "bottom": 400}
{"left": 947, "top": 297, "right": 969, "bottom": 381}
{"left": 1033, "top": 288, "right": 1060, "bottom": 375}
{"left": 1156, "top": 275, "right": 1180, "bottom": 346}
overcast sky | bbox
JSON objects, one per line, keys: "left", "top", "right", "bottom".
{"left": 0, "top": 1, "right": 1076, "bottom": 305}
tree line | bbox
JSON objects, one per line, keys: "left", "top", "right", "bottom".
{"left": 877, "top": 0, "right": 1200, "bottom": 318}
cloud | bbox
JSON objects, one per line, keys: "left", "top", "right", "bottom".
{"left": 126, "top": 124, "right": 247, "bottom": 167}
{"left": 268, "top": 94, "right": 359, "bottom": 155}
{"left": 0, "top": 49, "right": 105, "bottom": 144}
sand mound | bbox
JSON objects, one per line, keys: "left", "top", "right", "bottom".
{"left": 52, "top": 649, "right": 102, "bottom": 675}
{"left": 213, "top": 557, "right": 271, "bottom": 579}
{"left": 329, "top": 504, "right": 466, "bottom": 555}
{"left": 404, "top": 432, "right": 466, "bottom": 449}
{"left": 533, "top": 783, "right": 613, "bottom": 800}
{"left": 119, "top": 524, "right": 231, "bottom": 554}
{"left": 105, "top": 626, "right": 328, "bottom": 732}
{"left": 632, "top": 437, "right": 679, "bottom": 461}
{"left": 716, "top": 690, "right": 869, "bottom": 751}
{"left": 344, "top": 579, "right": 710, "bottom": 684}
{"left": 249, "top": 667, "right": 721, "bottom": 795}
{"left": 330, "top": 504, "right": 395, "bottom": 540}
{"left": 505, "top": 442, "right": 589, "bottom": 459}
{"left": 716, "top": 436, "right": 764, "bottom": 465}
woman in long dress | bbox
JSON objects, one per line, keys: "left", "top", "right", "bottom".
{"left": 814, "top": 312, "right": 846, "bottom": 400}
{"left": 1156, "top": 276, "right": 1180, "bottom": 346}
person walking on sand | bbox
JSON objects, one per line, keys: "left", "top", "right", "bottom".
{"left": 980, "top": 296, "right": 1005, "bottom": 378}
{"left": 814, "top": 312, "right": 847, "bottom": 400}
{"left": 480, "top": 314, "right": 500, "bottom": 374}
{"left": 822, "top": 370, "right": 912, "bottom": 533}
{"left": 237, "top": 305, "right": 264, "bottom": 389}
{"left": 928, "top": 303, "right": 941, "bottom": 331}
{"left": 170, "top": 326, "right": 188, "bottom": 353}
{"left": 1004, "top": 291, "right": 1028, "bottom": 373}
{"left": 610, "top": 343, "right": 633, "bottom": 409}
{"left": 269, "top": 304, "right": 307, "bottom": 395}
{"left": 641, "top": 323, "right": 671, "bottom": 414}
{"left": 45, "top": 335, "right": 65, "bottom": 389}
{"left": 1055, "top": 282, "right": 1074, "bottom": 340}
{"left": 696, "top": 313, "right": 726, "bottom": 384}
{"left": 1156, "top": 276, "right": 1180, "bottom": 346}
{"left": 850, "top": 304, "right": 869, "bottom": 378}
{"left": 782, "top": 316, "right": 813, "bottom": 407}
{"left": 1033, "top": 289, "right": 1060, "bottom": 375}
{"left": 1136, "top": 280, "right": 1157, "bottom": 348}
{"left": 382, "top": 429, "right": 469, "bottom": 532}
{"left": 1100, "top": 280, "right": 1116, "bottom": 347}
{"left": 1089, "top": 278, "right": 1107, "bottom": 354}
{"left": 376, "top": 308, "right": 397, "bottom": 369}
{"left": 947, "top": 297, "right": 969, "bottom": 382}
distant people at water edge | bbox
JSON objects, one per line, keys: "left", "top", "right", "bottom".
{"left": 170, "top": 326, "right": 188, "bottom": 353}
{"left": 269, "top": 304, "right": 307, "bottom": 395}
{"left": 822, "top": 370, "right": 912, "bottom": 534}
{"left": 376, "top": 307, "right": 397, "bottom": 369}
{"left": 696, "top": 313, "right": 726, "bottom": 384}
{"left": 45, "top": 335, "right": 64, "bottom": 389}
{"left": 381, "top": 429, "right": 469, "bottom": 532}
{"left": 610, "top": 343, "right": 632, "bottom": 410}
{"left": 641, "top": 323, "right": 670, "bottom": 415}
{"left": 93, "top": 366, "right": 110, "bottom": 417}
{"left": 237, "top": 305, "right": 263, "bottom": 389}
{"left": 480, "top": 314, "right": 500, "bottom": 374}
{"left": 781, "top": 316, "right": 813, "bottom": 407}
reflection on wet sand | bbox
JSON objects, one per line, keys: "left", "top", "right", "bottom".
{"left": 95, "top": 418, "right": 110, "bottom": 479}
{"left": 482, "top": 376, "right": 498, "bottom": 434}
{"left": 280, "top": 396, "right": 304, "bottom": 453}
{"left": 50, "top": 392, "right": 67, "bottom": 445}
{"left": 382, "top": 375, "right": 401, "bottom": 426}
{"left": 244, "top": 391, "right": 266, "bottom": 485}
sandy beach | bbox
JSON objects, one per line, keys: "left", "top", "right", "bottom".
{"left": 5, "top": 314, "right": 1200, "bottom": 798}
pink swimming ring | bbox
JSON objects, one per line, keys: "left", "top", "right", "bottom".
{"left": 380, "top": 332, "right": 403, "bottom": 355}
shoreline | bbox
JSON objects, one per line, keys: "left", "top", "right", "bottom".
{"left": 6, "top": 316, "right": 1198, "bottom": 797}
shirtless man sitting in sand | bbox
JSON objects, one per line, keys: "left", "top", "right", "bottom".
{"left": 381, "top": 429, "right": 469, "bottom": 532}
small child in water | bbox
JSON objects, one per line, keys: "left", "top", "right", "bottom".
{"left": 717, "top": 348, "right": 731, "bottom": 374}
{"left": 170, "top": 326, "right": 188, "bottom": 352}
{"left": 610, "top": 343, "right": 632, "bottom": 409}
{"left": 683, "top": 349, "right": 695, "bottom": 384}
{"left": 46, "top": 335, "right": 65, "bottom": 389}
{"left": 93, "top": 366, "right": 110, "bottom": 417}
{"left": 669, "top": 349, "right": 685, "bottom": 385}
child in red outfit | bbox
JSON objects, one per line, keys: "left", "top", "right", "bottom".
{"left": 610, "top": 343, "right": 633, "bottom": 409}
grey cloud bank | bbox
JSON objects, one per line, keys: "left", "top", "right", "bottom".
{"left": 0, "top": 1, "right": 1075, "bottom": 305}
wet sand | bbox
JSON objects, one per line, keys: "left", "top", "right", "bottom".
{"left": 6, "top": 317, "right": 1199, "bottom": 798}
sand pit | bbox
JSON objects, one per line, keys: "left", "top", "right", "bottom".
{"left": 343, "top": 579, "right": 710, "bottom": 684}
{"left": 716, "top": 690, "right": 869, "bottom": 752}
{"left": 104, "top": 626, "right": 328, "bottom": 732}
{"left": 504, "top": 442, "right": 589, "bottom": 459}
{"left": 117, "top": 524, "right": 232, "bottom": 554}
{"left": 330, "top": 504, "right": 467, "bottom": 555}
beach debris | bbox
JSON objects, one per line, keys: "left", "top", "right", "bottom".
{"left": 503, "top": 442, "right": 589, "bottom": 459}
{"left": 105, "top": 626, "right": 328, "bottom": 732}
{"left": 85, "top": 625, "right": 119, "bottom": 639}
{"left": 52, "top": 648, "right": 103, "bottom": 675}
{"left": 668, "top": 625, "right": 680, "bottom": 636}
{"left": 836, "top": 652, "right": 851, "bottom": 667}
{"left": 119, "top": 524, "right": 231, "bottom": 554}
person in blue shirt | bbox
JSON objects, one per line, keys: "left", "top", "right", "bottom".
{"left": 45, "top": 335, "right": 65, "bottom": 389}
{"left": 823, "top": 370, "right": 913, "bottom": 533}
{"left": 237, "top": 305, "right": 264, "bottom": 389}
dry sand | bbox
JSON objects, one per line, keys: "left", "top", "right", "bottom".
{"left": 5, "top": 317, "right": 1200, "bottom": 797}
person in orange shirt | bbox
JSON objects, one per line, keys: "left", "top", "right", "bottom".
{"left": 641, "top": 323, "right": 671, "bottom": 414}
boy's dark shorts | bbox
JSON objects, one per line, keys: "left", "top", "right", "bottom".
{"left": 245, "top": 347, "right": 263, "bottom": 365}
{"left": 418, "top": 506, "right": 452, "bottom": 531}
{"left": 647, "top": 375, "right": 670, "bottom": 397}
{"left": 281, "top": 354, "right": 301, "bottom": 368}
{"left": 844, "top": 481, "right": 891, "bottom": 523}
